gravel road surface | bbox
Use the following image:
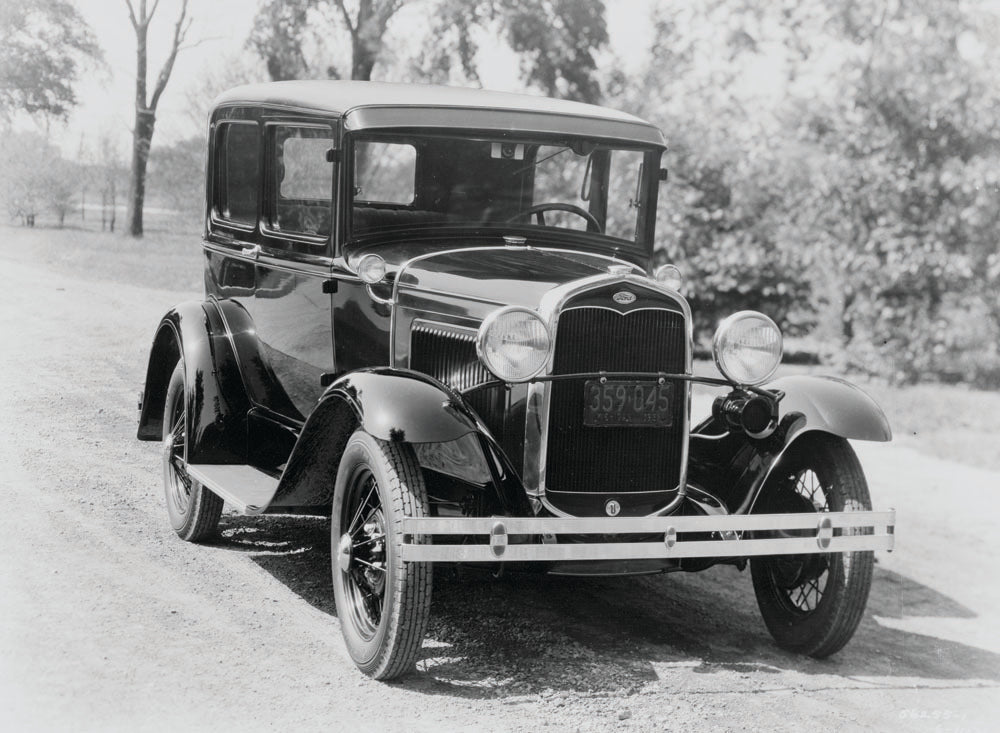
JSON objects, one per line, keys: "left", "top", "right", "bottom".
{"left": 2, "top": 251, "right": 998, "bottom": 732}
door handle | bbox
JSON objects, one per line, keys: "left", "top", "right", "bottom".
{"left": 241, "top": 244, "right": 260, "bottom": 260}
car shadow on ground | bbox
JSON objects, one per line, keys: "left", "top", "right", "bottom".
{"left": 214, "top": 513, "right": 1000, "bottom": 699}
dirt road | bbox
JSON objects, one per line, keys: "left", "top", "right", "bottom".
{"left": 1, "top": 249, "right": 998, "bottom": 732}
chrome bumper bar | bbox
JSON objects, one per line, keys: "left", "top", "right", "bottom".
{"left": 400, "top": 510, "right": 895, "bottom": 562}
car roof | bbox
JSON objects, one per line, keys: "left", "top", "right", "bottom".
{"left": 212, "top": 80, "right": 665, "bottom": 146}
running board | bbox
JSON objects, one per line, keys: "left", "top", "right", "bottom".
{"left": 185, "top": 464, "right": 279, "bottom": 515}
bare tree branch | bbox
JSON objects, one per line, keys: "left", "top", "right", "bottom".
{"left": 149, "top": 0, "right": 189, "bottom": 111}
{"left": 124, "top": 0, "right": 139, "bottom": 29}
{"left": 333, "top": 0, "right": 357, "bottom": 36}
{"left": 179, "top": 35, "right": 226, "bottom": 52}
{"left": 147, "top": 0, "right": 162, "bottom": 23}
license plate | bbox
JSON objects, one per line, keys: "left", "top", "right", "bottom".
{"left": 583, "top": 380, "right": 673, "bottom": 428}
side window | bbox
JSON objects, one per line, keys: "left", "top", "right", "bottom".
{"left": 271, "top": 126, "right": 334, "bottom": 237}
{"left": 354, "top": 141, "right": 416, "bottom": 205}
{"left": 605, "top": 149, "right": 644, "bottom": 241}
{"left": 215, "top": 122, "right": 259, "bottom": 227}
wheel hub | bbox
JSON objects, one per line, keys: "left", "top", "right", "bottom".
{"left": 337, "top": 532, "right": 353, "bottom": 573}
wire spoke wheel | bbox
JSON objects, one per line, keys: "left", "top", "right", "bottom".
{"left": 751, "top": 434, "right": 875, "bottom": 658}
{"left": 163, "top": 388, "right": 192, "bottom": 517}
{"left": 161, "top": 362, "right": 223, "bottom": 542}
{"left": 338, "top": 469, "right": 388, "bottom": 641}
{"left": 331, "top": 430, "right": 432, "bottom": 680}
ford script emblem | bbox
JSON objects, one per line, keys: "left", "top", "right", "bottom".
{"left": 605, "top": 499, "right": 621, "bottom": 517}
{"left": 613, "top": 291, "right": 636, "bottom": 305}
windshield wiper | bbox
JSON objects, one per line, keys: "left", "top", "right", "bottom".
{"left": 510, "top": 147, "right": 570, "bottom": 176}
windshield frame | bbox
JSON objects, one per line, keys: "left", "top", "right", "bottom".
{"left": 338, "top": 128, "right": 663, "bottom": 261}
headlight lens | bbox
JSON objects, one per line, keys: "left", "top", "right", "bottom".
{"left": 713, "top": 311, "right": 783, "bottom": 385}
{"left": 357, "top": 254, "right": 386, "bottom": 284}
{"left": 653, "top": 264, "right": 682, "bottom": 291}
{"left": 476, "top": 307, "right": 551, "bottom": 382}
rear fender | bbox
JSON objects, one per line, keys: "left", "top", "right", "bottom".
{"left": 273, "top": 368, "right": 530, "bottom": 513}
{"left": 136, "top": 301, "right": 251, "bottom": 464}
{"left": 690, "top": 375, "right": 890, "bottom": 513}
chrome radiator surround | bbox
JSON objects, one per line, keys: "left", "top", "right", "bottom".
{"left": 524, "top": 274, "right": 694, "bottom": 518}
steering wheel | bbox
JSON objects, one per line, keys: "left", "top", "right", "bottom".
{"left": 506, "top": 202, "right": 603, "bottom": 233}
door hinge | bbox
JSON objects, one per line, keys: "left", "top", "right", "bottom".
{"left": 325, "top": 148, "right": 341, "bottom": 163}
{"left": 322, "top": 279, "right": 338, "bottom": 294}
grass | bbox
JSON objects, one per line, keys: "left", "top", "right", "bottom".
{"left": 5, "top": 222, "right": 998, "bottom": 472}
{"left": 0, "top": 222, "right": 203, "bottom": 294}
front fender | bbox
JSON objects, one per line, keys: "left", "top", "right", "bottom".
{"left": 136, "top": 301, "right": 251, "bottom": 464}
{"left": 768, "top": 375, "right": 891, "bottom": 443}
{"left": 326, "top": 368, "right": 480, "bottom": 444}
{"left": 690, "top": 375, "right": 890, "bottom": 513}
{"left": 272, "top": 368, "right": 529, "bottom": 513}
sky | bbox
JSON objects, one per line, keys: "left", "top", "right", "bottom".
{"left": 57, "top": 0, "right": 657, "bottom": 159}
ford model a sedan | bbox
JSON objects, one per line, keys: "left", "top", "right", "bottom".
{"left": 137, "top": 81, "right": 895, "bottom": 679}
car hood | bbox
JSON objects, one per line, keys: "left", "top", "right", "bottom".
{"left": 387, "top": 243, "right": 643, "bottom": 309}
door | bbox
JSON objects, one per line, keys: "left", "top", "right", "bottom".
{"left": 253, "top": 121, "right": 338, "bottom": 421}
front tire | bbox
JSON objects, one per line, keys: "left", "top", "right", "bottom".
{"left": 331, "top": 430, "right": 432, "bottom": 680}
{"left": 162, "top": 362, "right": 223, "bottom": 542}
{"left": 751, "top": 434, "right": 874, "bottom": 658}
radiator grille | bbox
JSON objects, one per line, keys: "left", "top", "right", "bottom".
{"left": 409, "top": 322, "right": 509, "bottom": 456}
{"left": 545, "top": 307, "right": 686, "bottom": 496}
{"left": 409, "top": 322, "right": 490, "bottom": 393}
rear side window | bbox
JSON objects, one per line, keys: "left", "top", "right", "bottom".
{"left": 215, "top": 122, "right": 258, "bottom": 227}
{"left": 271, "top": 126, "right": 334, "bottom": 237}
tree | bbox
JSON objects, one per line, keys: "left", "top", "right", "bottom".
{"left": 0, "top": 0, "right": 101, "bottom": 120}
{"left": 423, "top": 0, "right": 609, "bottom": 103}
{"left": 626, "top": 0, "right": 1000, "bottom": 384}
{"left": 97, "top": 132, "right": 124, "bottom": 232}
{"left": 248, "top": 0, "right": 405, "bottom": 81}
{"left": 124, "top": 0, "right": 192, "bottom": 237}
{"left": 1, "top": 131, "right": 80, "bottom": 227}
{"left": 146, "top": 135, "right": 204, "bottom": 218}
{"left": 246, "top": 0, "right": 609, "bottom": 103}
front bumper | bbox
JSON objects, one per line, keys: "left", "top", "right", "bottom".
{"left": 400, "top": 510, "right": 895, "bottom": 562}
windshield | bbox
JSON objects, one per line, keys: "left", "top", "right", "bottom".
{"left": 347, "top": 133, "right": 651, "bottom": 245}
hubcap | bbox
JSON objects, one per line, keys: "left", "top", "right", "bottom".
{"left": 337, "top": 532, "right": 353, "bottom": 573}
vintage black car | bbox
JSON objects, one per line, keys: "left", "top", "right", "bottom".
{"left": 137, "top": 81, "right": 895, "bottom": 680}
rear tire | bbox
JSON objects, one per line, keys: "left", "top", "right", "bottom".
{"left": 162, "top": 362, "right": 223, "bottom": 542}
{"left": 751, "top": 434, "right": 874, "bottom": 658}
{"left": 331, "top": 430, "right": 432, "bottom": 680}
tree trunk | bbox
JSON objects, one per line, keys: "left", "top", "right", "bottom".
{"left": 351, "top": 0, "right": 377, "bottom": 80}
{"left": 127, "top": 10, "right": 149, "bottom": 238}
{"left": 127, "top": 110, "right": 155, "bottom": 237}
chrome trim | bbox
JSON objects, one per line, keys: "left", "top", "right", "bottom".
{"left": 712, "top": 310, "right": 783, "bottom": 386}
{"left": 366, "top": 284, "right": 393, "bottom": 305}
{"left": 399, "top": 509, "right": 897, "bottom": 562}
{"left": 525, "top": 274, "right": 694, "bottom": 517}
{"left": 395, "top": 283, "right": 507, "bottom": 308}
{"left": 410, "top": 318, "right": 479, "bottom": 342}
{"left": 202, "top": 240, "right": 336, "bottom": 276}
{"left": 404, "top": 510, "right": 894, "bottom": 534}
{"left": 474, "top": 306, "right": 552, "bottom": 383}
